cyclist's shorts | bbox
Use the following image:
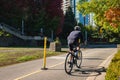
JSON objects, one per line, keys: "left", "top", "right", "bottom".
{"left": 68, "top": 40, "right": 79, "bottom": 51}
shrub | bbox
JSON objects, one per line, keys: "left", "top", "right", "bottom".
{"left": 105, "top": 50, "right": 120, "bottom": 80}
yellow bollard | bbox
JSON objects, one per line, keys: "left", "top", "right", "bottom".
{"left": 41, "top": 37, "right": 48, "bottom": 70}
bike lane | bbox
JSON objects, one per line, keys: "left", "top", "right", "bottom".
{"left": 0, "top": 48, "right": 117, "bottom": 80}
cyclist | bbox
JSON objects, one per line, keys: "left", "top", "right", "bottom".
{"left": 67, "top": 26, "right": 84, "bottom": 58}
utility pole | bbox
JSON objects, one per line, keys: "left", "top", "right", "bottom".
{"left": 84, "top": 16, "right": 88, "bottom": 45}
{"left": 21, "top": 19, "right": 24, "bottom": 35}
{"left": 73, "top": 0, "right": 76, "bottom": 16}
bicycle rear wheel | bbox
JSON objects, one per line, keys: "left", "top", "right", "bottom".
{"left": 64, "top": 53, "right": 73, "bottom": 74}
{"left": 76, "top": 50, "right": 82, "bottom": 68}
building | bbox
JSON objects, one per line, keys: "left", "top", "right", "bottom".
{"left": 72, "top": 0, "right": 90, "bottom": 26}
{"left": 62, "top": 0, "right": 71, "bottom": 14}
{"left": 62, "top": 0, "right": 95, "bottom": 26}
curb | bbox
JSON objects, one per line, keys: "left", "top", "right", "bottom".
{"left": 86, "top": 50, "right": 117, "bottom": 80}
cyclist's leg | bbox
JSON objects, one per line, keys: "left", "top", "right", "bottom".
{"left": 68, "top": 42, "right": 74, "bottom": 63}
{"left": 76, "top": 42, "right": 80, "bottom": 50}
{"left": 74, "top": 42, "right": 81, "bottom": 59}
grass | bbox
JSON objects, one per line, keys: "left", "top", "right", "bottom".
{"left": 0, "top": 47, "right": 67, "bottom": 67}
{"left": 105, "top": 50, "right": 120, "bottom": 80}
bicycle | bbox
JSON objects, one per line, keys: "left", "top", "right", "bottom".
{"left": 64, "top": 47, "right": 82, "bottom": 74}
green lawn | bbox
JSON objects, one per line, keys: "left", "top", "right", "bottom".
{"left": 0, "top": 47, "right": 66, "bottom": 67}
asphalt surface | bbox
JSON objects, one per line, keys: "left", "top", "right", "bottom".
{"left": 0, "top": 45, "right": 118, "bottom": 80}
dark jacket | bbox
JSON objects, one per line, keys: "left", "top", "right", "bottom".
{"left": 67, "top": 30, "right": 84, "bottom": 44}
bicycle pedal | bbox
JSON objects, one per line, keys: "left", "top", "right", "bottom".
{"left": 69, "top": 64, "right": 72, "bottom": 68}
{"left": 69, "top": 62, "right": 73, "bottom": 68}
{"left": 73, "top": 60, "right": 76, "bottom": 64}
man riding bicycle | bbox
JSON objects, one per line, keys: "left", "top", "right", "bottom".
{"left": 67, "top": 26, "right": 84, "bottom": 56}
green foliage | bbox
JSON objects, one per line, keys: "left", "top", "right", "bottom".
{"left": 77, "top": 0, "right": 120, "bottom": 27}
{"left": 34, "top": 10, "right": 47, "bottom": 29}
{"left": 85, "top": 25, "right": 99, "bottom": 38}
{"left": 105, "top": 50, "right": 120, "bottom": 80}
{"left": 0, "top": 0, "right": 63, "bottom": 36}
{"left": 0, "top": 31, "right": 4, "bottom": 36}
{"left": 61, "top": 6, "right": 77, "bottom": 39}
{"left": 47, "top": 16, "right": 60, "bottom": 31}
{"left": 77, "top": 0, "right": 109, "bottom": 27}
{"left": 77, "top": 0, "right": 120, "bottom": 42}
{"left": 0, "top": 30, "right": 11, "bottom": 36}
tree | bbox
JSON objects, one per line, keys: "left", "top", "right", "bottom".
{"left": 105, "top": 8, "right": 120, "bottom": 27}
{"left": 60, "top": 6, "right": 77, "bottom": 39}
{"left": 77, "top": 0, "right": 120, "bottom": 42}
{"left": 45, "top": 0, "right": 64, "bottom": 37}
{"left": 0, "top": 0, "right": 64, "bottom": 37}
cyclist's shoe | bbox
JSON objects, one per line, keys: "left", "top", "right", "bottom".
{"left": 69, "top": 63, "right": 72, "bottom": 68}
{"left": 73, "top": 59, "right": 76, "bottom": 64}
{"left": 68, "top": 61, "right": 73, "bottom": 68}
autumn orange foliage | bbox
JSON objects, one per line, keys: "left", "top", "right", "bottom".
{"left": 104, "top": 8, "right": 120, "bottom": 28}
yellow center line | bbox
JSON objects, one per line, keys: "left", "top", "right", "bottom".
{"left": 14, "top": 61, "right": 64, "bottom": 80}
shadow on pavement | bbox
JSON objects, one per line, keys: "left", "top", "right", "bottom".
{"left": 70, "top": 66, "right": 106, "bottom": 77}
{"left": 83, "top": 57, "right": 104, "bottom": 60}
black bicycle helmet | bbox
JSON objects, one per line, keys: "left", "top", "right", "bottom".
{"left": 74, "top": 26, "right": 81, "bottom": 31}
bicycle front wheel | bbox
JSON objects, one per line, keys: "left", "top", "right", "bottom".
{"left": 64, "top": 53, "right": 73, "bottom": 74}
{"left": 76, "top": 50, "right": 82, "bottom": 68}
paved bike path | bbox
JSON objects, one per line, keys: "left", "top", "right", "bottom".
{"left": 0, "top": 48, "right": 117, "bottom": 80}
